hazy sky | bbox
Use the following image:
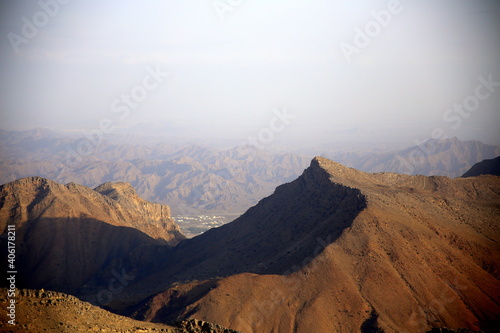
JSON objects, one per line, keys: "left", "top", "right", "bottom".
{"left": 1, "top": 0, "right": 499, "bottom": 147}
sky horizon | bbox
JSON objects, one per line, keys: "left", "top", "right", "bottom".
{"left": 1, "top": 0, "right": 499, "bottom": 148}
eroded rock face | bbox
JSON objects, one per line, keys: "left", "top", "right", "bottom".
{"left": 94, "top": 181, "right": 183, "bottom": 243}
{"left": 0, "top": 177, "right": 185, "bottom": 294}
{"left": 0, "top": 177, "right": 184, "bottom": 243}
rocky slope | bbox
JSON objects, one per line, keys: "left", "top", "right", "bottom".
{"left": 461, "top": 156, "right": 500, "bottom": 177}
{"left": 0, "top": 177, "right": 185, "bottom": 294}
{"left": 124, "top": 157, "right": 500, "bottom": 333}
{"left": 327, "top": 137, "right": 500, "bottom": 177}
{"left": 1, "top": 157, "right": 498, "bottom": 332}
{"left": 0, "top": 288, "right": 239, "bottom": 333}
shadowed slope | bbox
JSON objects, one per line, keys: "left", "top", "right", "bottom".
{"left": 462, "top": 156, "right": 500, "bottom": 177}
{"left": 115, "top": 158, "right": 366, "bottom": 310}
{"left": 130, "top": 157, "right": 500, "bottom": 333}
{"left": 0, "top": 177, "right": 185, "bottom": 295}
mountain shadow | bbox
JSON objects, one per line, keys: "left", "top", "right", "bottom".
{"left": 0, "top": 217, "right": 171, "bottom": 297}
{"left": 461, "top": 156, "right": 500, "bottom": 177}
{"left": 117, "top": 158, "right": 367, "bottom": 310}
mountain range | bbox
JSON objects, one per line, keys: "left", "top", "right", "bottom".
{"left": 0, "top": 128, "right": 310, "bottom": 215}
{"left": 325, "top": 137, "right": 500, "bottom": 178}
{"left": 1, "top": 129, "right": 499, "bottom": 217}
{"left": 1, "top": 156, "right": 498, "bottom": 332}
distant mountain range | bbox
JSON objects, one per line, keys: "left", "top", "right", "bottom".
{"left": 1, "top": 158, "right": 498, "bottom": 332}
{"left": 1, "top": 128, "right": 499, "bottom": 216}
{"left": 327, "top": 137, "right": 500, "bottom": 178}
{"left": 0, "top": 128, "right": 311, "bottom": 215}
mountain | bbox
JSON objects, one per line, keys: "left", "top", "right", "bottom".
{"left": 0, "top": 288, "right": 240, "bottom": 333}
{"left": 461, "top": 156, "right": 500, "bottom": 177}
{"left": 0, "top": 129, "right": 310, "bottom": 215}
{"left": 119, "top": 157, "right": 499, "bottom": 333}
{"left": 0, "top": 177, "right": 184, "bottom": 294}
{"left": 327, "top": 137, "right": 500, "bottom": 178}
{"left": 1, "top": 156, "right": 499, "bottom": 332}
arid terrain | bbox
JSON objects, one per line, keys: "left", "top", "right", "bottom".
{"left": 0, "top": 177, "right": 184, "bottom": 294}
{"left": 0, "top": 289, "right": 239, "bottom": 333}
{"left": 1, "top": 156, "right": 499, "bottom": 332}
{"left": 2, "top": 0, "right": 499, "bottom": 331}
{"left": 122, "top": 157, "right": 500, "bottom": 332}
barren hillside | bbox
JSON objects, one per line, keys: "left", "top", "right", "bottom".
{"left": 127, "top": 157, "right": 500, "bottom": 333}
{"left": 1, "top": 157, "right": 498, "bottom": 332}
{"left": 0, "top": 288, "right": 239, "bottom": 333}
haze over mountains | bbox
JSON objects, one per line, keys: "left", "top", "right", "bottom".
{"left": 0, "top": 128, "right": 310, "bottom": 215}
{"left": 325, "top": 137, "right": 500, "bottom": 178}
{"left": 2, "top": 0, "right": 499, "bottom": 331}
{"left": 1, "top": 157, "right": 498, "bottom": 332}
{"left": 1, "top": 128, "right": 499, "bottom": 217}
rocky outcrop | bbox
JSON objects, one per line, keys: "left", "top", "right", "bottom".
{"left": 94, "top": 181, "right": 183, "bottom": 242}
{"left": 0, "top": 288, "right": 239, "bottom": 333}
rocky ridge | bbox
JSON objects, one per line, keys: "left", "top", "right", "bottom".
{"left": 125, "top": 157, "right": 500, "bottom": 333}
{"left": 1, "top": 157, "right": 498, "bottom": 332}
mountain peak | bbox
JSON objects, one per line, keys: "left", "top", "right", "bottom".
{"left": 312, "top": 156, "right": 357, "bottom": 173}
{"left": 310, "top": 156, "right": 372, "bottom": 188}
